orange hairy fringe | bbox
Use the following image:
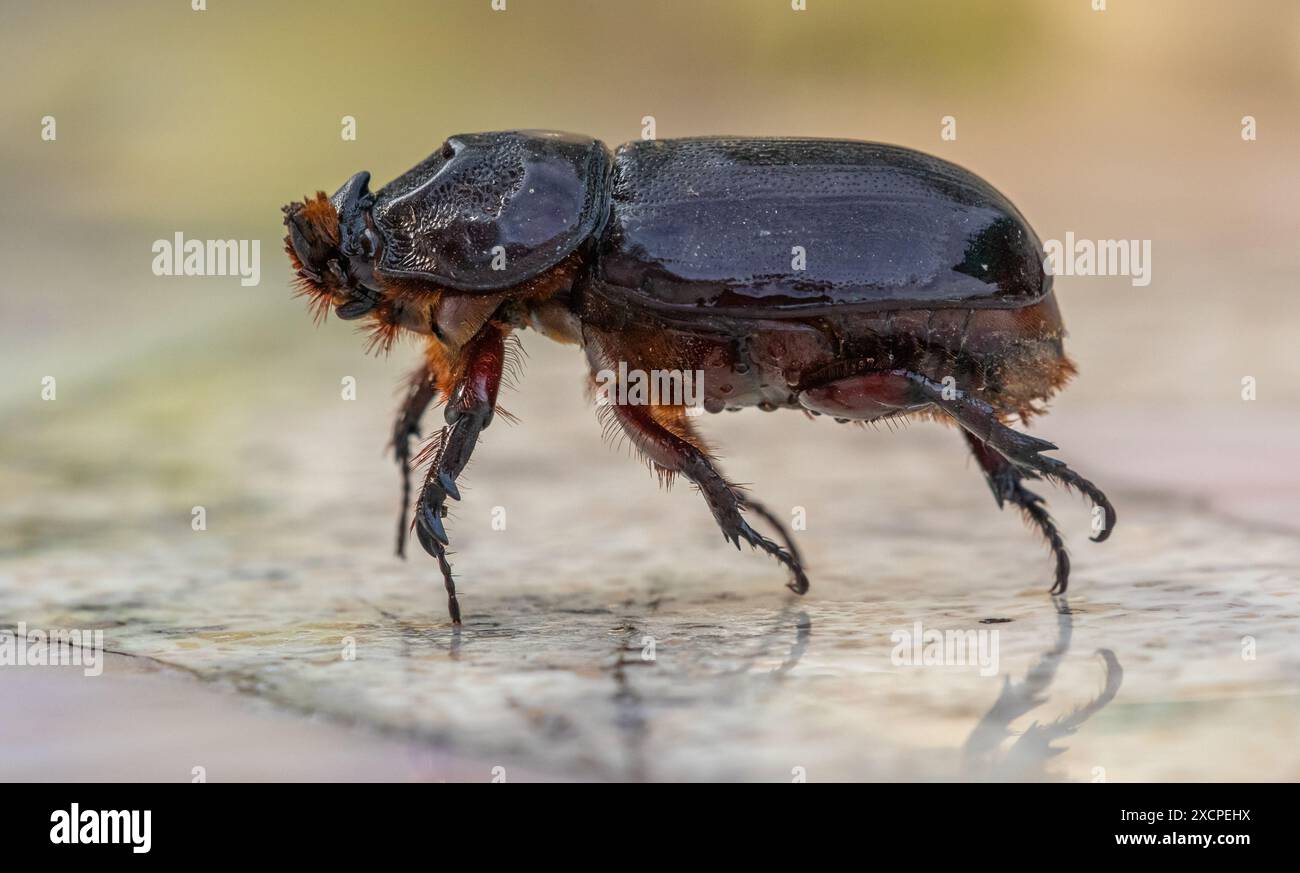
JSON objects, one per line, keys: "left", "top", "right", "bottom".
{"left": 410, "top": 425, "right": 448, "bottom": 469}
{"left": 285, "top": 238, "right": 332, "bottom": 325}
{"left": 285, "top": 192, "right": 341, "bottom": 325}
{"left": 500, "top": 333, "right": 527, "bottom": 393}
{"left": 361, "top": 311, "right": 403, "bottom": 356}
{"left": 591, "top": 380, "right": 717, "bottom": 490}
{"left": 298, "top": 192, "right": 340, "bottom": 245}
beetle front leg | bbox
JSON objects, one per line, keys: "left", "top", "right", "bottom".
{"left": 413, "top": 323, "right": 508, "bottom": 624}
{"left": 391, "top": 362, "right": 440, "bottom": 559}
{"left": 599, "top": 395, "right": 809, "bottom": 595}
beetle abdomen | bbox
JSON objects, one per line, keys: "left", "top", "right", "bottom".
{"left": 595, "top": 137, "right": 1049, "bottom": 317}
{"left": 372, "top": 130, "right": 611, "bottom": 292}
{"left": 581, "top": 294, "right": 1071, "bottom": 419}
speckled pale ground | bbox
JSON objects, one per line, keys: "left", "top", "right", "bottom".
{"left": 3, "top": 310, "right": 1298, "bottom": 781}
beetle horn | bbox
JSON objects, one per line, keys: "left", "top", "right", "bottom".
{"left": 330, "top": 171, "right": 373, "bottom": 257}
{"left": 329, "top": 171, "right": 372, "bottom": 216}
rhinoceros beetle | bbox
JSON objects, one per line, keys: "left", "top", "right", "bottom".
{"left": 283, "top": 130, "right": 1116, "bottom": 624}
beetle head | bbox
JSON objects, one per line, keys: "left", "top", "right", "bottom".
{"left": 282, "top": 171, "right": 510, "bottom": 357}
{"left": 282, "top": 172, "right": 381, "bottom": 322}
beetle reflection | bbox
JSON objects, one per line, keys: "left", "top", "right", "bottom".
{"left": 962, "top": 598, "right": 1124, "bottom": 782}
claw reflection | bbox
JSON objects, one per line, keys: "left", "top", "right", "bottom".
{"left": 717, "top": 606, "right": 812, "bottom": 682}
{"left": 771, "top": 611, "right": 812, "bottom": 679}
{"left": 962, "top": 597, "right": 1124, "bottom": 781}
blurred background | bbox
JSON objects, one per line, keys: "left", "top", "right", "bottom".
{"left": 1, "top": 1, "right": 1297, "bottom": 781}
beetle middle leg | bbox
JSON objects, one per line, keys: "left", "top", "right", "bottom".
{"left": 595, "top": 387, "right": 809, "bottom": 595}
{"left": 412, "top": 322, "right": 509, "bottom": 624}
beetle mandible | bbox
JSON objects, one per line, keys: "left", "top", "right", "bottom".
{"left": 282, "top": 131, "right": 1116, "bottom": 624}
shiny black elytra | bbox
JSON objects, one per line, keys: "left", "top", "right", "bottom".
{"left": 283, "top": 131, "right": 1116, "bottom": 624}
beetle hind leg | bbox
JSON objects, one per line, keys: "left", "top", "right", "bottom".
{"left": 887, "top": 370, "right": 1116, "bottom": 544}
{"left": 799, "top": 368, "right": 1115, "bottom": 591}
{"left": 963, "top": 430, "right": 1071, "bottom": 594}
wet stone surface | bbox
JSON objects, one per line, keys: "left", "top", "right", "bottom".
{"left": 3, "top": 334, "right": 1298, "bottom": 781}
